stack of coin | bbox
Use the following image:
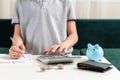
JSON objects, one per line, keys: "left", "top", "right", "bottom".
{"left": 57, "top": 64, "right": 64, "bottom": 70}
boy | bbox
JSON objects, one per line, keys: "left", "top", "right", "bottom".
{"left": 9, "top": 0, "right": 78, "bottom": 59}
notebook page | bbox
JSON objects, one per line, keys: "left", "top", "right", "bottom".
{"left": 0, "top": 54, "right": 31, "bottom": 63}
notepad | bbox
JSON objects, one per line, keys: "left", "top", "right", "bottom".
{"left": 0, "top": 54, "right": 31, "bottom": 63}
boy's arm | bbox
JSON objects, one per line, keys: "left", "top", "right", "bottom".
{"left": 44, "top": 20, "right": 78, "bottom": 54}
{"left": 63, "top": 20, "right": 78, "bottom": 48}
{"left": 9, "top": 24, "right": 25, "bottom": 59}
{"left": 13, "top": 24, "right": 24, "bottom": 45}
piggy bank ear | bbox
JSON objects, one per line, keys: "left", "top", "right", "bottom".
{"left": 87, "top": 43, "right": 92, "bottom": 48}
{"left": 94, "top": 44, "right": 99, "bottom": 49}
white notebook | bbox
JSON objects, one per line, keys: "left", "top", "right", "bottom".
{"left": 0, "top": 54, "right": 31, "bottom": 63}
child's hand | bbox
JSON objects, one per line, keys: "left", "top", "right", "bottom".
{"left": 9, "top": 44, "right": 25, "bottom": 59}
{"left": 43, "top": 43, "right": 69, "bottom": 54}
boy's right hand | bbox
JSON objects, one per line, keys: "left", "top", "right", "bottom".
{"left": 9, "top": 44, "right": 25, "bottom": 59}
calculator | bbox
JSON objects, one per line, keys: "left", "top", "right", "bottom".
{"left": 37, "top": 55, "right": 81, "bottom": 64}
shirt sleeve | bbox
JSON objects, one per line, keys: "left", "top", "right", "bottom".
{"left": 11, "top": 0, "right": 20, "bottom": 24}
{"left": 66, "top": 0, "right": 76, "bottom": 20}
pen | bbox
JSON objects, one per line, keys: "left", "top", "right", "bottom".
{"left": 10, "top": 37, "right": 25, "bottom": 58}
{"left": 10, "top": 37, "right": 19, "bottom": 48}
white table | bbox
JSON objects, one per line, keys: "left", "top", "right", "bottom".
{"left": 0, "top": 55, "right": 120, "bottom": 80}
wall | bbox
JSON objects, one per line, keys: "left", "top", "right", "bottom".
{"left": 0, "top": 0, "right": 120, "bottom": 19}
{"left": 0, "top": 0, "right": 15, "bottom": 19}
{"left": 76, "top": 0, "right": 120, "bottom": 19}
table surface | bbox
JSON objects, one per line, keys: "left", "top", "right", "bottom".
{"left": 0, "top": 54, "right": 120, "bottom": 80}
